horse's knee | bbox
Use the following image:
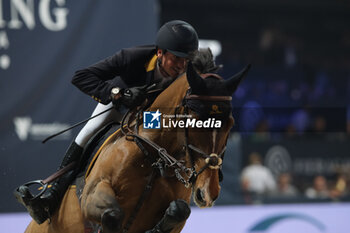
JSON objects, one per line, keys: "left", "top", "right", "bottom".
{"left": 82, "top": 180, "right": 121, "bottom": 223}
{"left": 166, "top": 199, "right": 191, "bottom": 222}
{"left": 146, "top": 200, "right": 191, "bottom": 233}
{"left": 101, "top": 208, "right": 124, "bottom": 233}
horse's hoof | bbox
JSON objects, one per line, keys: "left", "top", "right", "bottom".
{"left": 101, "top": 208, "right": 124, "bottom": 233}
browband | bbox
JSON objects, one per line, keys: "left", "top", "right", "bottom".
{"left": 200, "top": 73, "right": 223, "bottom": 80}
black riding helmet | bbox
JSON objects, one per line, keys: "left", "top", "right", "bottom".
{"left": 156, "top": 20, "right": 199, "bottom": 58}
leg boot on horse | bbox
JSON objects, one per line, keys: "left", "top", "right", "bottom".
{"left": 145, "top": 199, "right": 191, "bottom": 233}
{"left": 14, "top": 141, "right": 83, "bottom": 224}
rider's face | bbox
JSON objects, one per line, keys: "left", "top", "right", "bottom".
{"left": 157, "top": 49, "right": 188, "bottom": 79}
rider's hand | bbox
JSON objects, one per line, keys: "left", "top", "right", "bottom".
{"left": 120, "top": 85, "right": 147, "bottom": 108}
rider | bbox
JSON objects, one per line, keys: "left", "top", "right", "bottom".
{"left": 14, "top": 20, "right": 199, "bottom": 224}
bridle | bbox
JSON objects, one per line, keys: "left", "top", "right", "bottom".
{"left": 181, "top": 88, "right": 231, "bottom": 185}
{"left": 121, "top": 74, "right": 232, "bottom": 188}
{"left": 119, "top": 76, "right": 233, "bottom": 232}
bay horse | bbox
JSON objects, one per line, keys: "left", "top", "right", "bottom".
{"left": 24, "top": 62, "right": 249, "bottom": 233}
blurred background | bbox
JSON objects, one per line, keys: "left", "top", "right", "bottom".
{"left": 0, "top": 0, "right": 349, "bottom": 232}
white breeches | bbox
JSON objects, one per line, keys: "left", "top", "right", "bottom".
{"left": 74, "top": 103, "right": 122, "bottom": 147}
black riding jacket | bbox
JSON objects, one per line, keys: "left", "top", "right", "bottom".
{"left": 71, "top": 45, "right": 158, "bottom": 105}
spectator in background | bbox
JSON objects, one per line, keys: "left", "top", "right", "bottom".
{"left": 270, "top": 173, "right": 299, "bottom": 197}
{"left": 240, "top": 152, "right": 276, "bottom": 197}
{"left": 330, "top": 173, "right": 349, "bottom": 199}
{"left": 305, "top": 175, "right": 330, "bottom": 199}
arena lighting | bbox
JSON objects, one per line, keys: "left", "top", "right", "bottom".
{"left": 199, "top": 39, "right": 222, "bottom": 57}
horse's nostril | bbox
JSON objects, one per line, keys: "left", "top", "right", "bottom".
{"left": 196, "top": 189, "right": 203, "bottom": 202}
{"left": 196, "top": 189, "right": 207, "bottom": 204}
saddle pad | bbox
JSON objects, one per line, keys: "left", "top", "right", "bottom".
{"left": 85, "top": 126, "right": 123, "bottom": 178}
{"left": 74, "top": 123, "right": 123, "bottom": 202}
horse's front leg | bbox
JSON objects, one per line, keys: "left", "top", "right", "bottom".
{"left": 81, "top": 180, "right": 124, "bottom": 233}
{"left": 145, "top": 199, "right": 191, "bottom": 233}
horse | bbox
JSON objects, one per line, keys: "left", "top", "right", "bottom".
{"left": 24, "top": 62, "right": 249, "bottom": 233}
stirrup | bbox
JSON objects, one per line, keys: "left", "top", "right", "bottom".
{"left": 18, "top": 180, "right": 49, "bottom": 201}
{"left": 14, "top": 180, "right": 52, "bottom": 224}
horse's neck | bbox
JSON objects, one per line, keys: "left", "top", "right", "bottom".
{"left": 150, "top": 74, "right": 189, "bottom": 111}
{"left": 139, "top": 75, "right": 188, "bottom": 149}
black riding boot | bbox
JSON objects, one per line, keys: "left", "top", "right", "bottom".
{"left": 14, "top": 142, "right": 83, "bottom": 224}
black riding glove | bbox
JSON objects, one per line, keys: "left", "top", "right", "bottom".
{"left": 120, "top": 85, "right": 147, "bottom": 108}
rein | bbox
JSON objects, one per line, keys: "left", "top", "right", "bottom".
{"left": 120, "top": 103, "right": 195, "bottom": 187}
{"left": 119, "top": 103, "right": 194, "bottom": 233}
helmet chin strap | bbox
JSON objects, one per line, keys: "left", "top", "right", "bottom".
{"left": 157, "top": 57, "right": 171, "bottom": 78}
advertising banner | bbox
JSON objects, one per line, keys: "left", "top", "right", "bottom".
{"left": 0, "top": 0, "right": 158, "bottom": 212}
{"left": 183, "top": 203, "right": 350, "bottom": 233}
{"left": 241, "top": 137, "right": 350, "bottom": 183}
{"left": 1, "top": 203, "right": 349, "bottom": 233}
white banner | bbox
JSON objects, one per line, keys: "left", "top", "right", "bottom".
{"left": 1, "top": 203, "right": 349, "bottom": 233}
{"left": 182, "top": 203, "right": 349, "bottom": 233}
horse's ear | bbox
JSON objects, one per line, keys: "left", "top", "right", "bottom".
{"left": 225, "top": 64, "right": 251, "bottom": 94}
{"left": 186, "top": 62, "right": 206, "bottom": 92}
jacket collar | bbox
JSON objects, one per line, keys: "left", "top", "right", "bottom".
{"left": 145, "top": 54, "right": 158, "bottom": 72}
